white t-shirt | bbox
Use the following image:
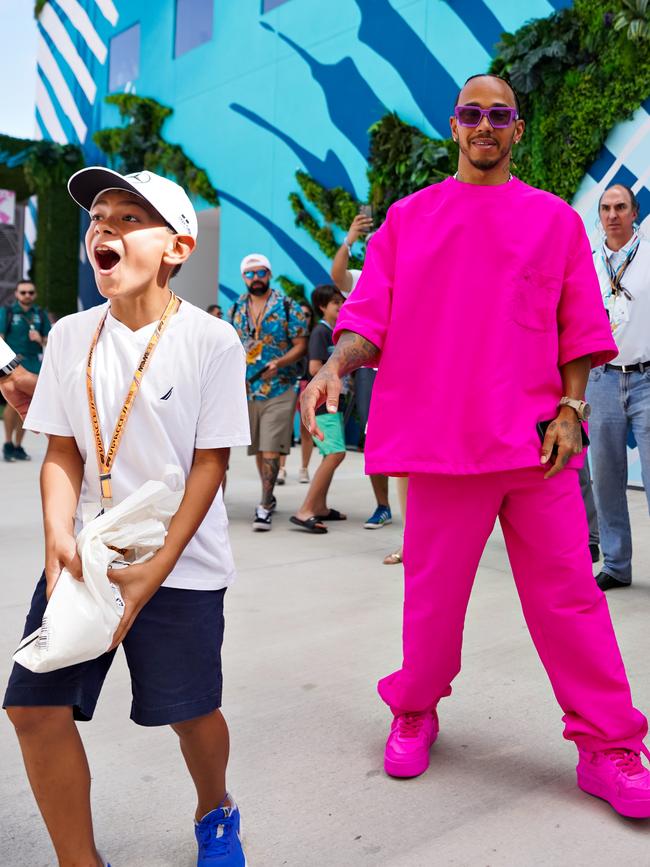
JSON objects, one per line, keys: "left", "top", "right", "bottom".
{"left": 0, "top": 335, "right": 15, "bottom": 367}
{"left": 594, "top": 235, "right": 650, "bottom": 365}
{"left": 346, "top": 268, "right": 362, "bottom": 298}
{"left": 24, "top": 298, "right": 251, "bottom": 591}
{"left": 345, "top": 269, "right": 378, "bottom": 371}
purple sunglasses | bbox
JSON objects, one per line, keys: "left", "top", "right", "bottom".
{"left": 454, "top": 105, "right": 518, "bottom": 129}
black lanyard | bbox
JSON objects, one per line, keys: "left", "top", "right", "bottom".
{"left": 603, "top": 241, "right": 639, "bottom": 300}
{"left": 245, "top": 294, "right": 272, "bottom": 340}
{"left": 15, "top": 307, "right": 36, "bottom": 329}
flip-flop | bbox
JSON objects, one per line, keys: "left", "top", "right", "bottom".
{"left": 314, "top": 508, "right": 347, "bottom": 521}
{"left": 290, "top": 515, "right": 328, "bottom": 534}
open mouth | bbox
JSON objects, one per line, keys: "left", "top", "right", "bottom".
{"left": 94, "top": 245, "right": 121, "bottom": 272}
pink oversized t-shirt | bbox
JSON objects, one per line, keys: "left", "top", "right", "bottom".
{"left": 334, "top": 176, "right": 617, "bottom": 475}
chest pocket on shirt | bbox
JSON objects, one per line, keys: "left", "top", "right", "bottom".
{"left": 513, "top": 267, "right": 561, "bottom": 332}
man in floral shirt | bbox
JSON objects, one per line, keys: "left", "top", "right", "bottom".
{"left": 231, "top": 254, "right": 307, "bottom": 530}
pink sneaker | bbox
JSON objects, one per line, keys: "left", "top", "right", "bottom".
{"left": 577, "top": 745, "right": 650, "bottom": 818}
{"left": 384, "top": 709, "right": 439, "bottom": 778}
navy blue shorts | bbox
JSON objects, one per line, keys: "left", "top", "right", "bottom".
{"left": 4, "top": 573, "right": 226, "bottom": 726}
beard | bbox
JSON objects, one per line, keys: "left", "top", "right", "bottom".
{"left": 464, "top": 135, "right": 514, "bottom": 171}
{"left": 468, "top": 153, "right": 504, "bottom": 170}
{"left": 248, "top": 281, "right": 269, "bottom": 296}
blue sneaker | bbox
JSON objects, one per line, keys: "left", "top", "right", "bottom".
{"left": 364, "top": 505, "right": 392, "bottom": 529}
{"left": 195, "top": 797, "right": 246, "bottom": 866}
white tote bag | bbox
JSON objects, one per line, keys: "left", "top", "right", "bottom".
{"left": 13, "top": 466, "right": 184, "bottom": 673}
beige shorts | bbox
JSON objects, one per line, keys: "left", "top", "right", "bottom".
{"left": 247, "top": 386, "right": 297, "bottom": 456}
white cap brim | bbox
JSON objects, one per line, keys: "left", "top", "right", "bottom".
{"left": 68, "top": 167, "right": 198, "bottom": 238}
{"left": 69, "top": 167, "right": 151, "bottom": 213}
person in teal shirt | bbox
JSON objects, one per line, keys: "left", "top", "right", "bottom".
{"left": 0, "top": 279, "right": 51, "bottom": 461}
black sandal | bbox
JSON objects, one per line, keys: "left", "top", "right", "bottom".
{"left": 290, "top": 515, "right": 328, "bottom": 534}
{"left": 314, "top": 508, "right": 347, "bottom": 522}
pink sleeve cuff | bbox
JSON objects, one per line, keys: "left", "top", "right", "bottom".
{"left": 558, "top": 341, "right": 618, "bottom": 369}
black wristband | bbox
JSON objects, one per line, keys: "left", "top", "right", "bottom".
{"left": 0, "top": 357, "right": 19, "bottom": 379}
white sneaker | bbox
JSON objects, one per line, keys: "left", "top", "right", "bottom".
{"left": 299, "top": 467, "right": 310, "bottom": 484}
{"left": 277, "top": 467, "right": 287, "bottom": 485}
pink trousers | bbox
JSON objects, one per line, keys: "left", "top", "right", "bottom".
{"left": 377, "top": 467, "right": 647, "bottom": 752}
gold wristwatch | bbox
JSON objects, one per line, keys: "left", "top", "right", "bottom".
{"left": 558, "top": 396, "right": 591, "bottom": 421}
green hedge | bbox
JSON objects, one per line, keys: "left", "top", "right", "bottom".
{"left": 0, "top": 135, "right": 83, "bottom": 317}
{"left": 31, "top": 183, "right": 81, "bottom": 317}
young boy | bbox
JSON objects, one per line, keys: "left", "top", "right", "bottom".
{"left": 3, "top": 168, "right": 250, "bottom": 867}
{"left": 291, "top": 284, "right": 347, "bottom": 533}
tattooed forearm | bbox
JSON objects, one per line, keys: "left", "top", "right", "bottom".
{"left": 329, "top": 331, "right": 380, "bottom": 376}
{"left": 261, "top": 456, "right": 280, "bottom": 507}
{"left": 300, "top": 330, "right": 381, "bottom": 426}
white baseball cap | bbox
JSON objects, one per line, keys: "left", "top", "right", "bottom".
{"left": 240, "top": 253, "right": 272, "bottom": 274}
{"left": 68, "top": 167, "right": 199, "bottom": 239}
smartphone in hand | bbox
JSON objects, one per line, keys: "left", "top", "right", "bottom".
{"left": 248, "top": 364, "right": 269, "bottom": 384}
{"left": 359, "top": 204, "right": 373, "bottom": 228}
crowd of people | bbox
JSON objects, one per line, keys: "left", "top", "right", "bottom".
{"left": 0, "top": 72, "right": 649, "bottom": 867}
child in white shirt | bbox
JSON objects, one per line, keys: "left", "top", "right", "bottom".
{"left": 4, "top": 168, "right": 250, "bottom": 867}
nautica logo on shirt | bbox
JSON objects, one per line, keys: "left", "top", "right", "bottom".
{"left": 160, "top": 387, "right": 174, "bottom": 401}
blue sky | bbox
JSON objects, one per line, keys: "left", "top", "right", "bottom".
{"left": 0, "top": 0, "right": 38, "bottom": 139}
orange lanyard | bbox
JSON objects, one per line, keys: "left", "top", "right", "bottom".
{"left": 86, "top": 292, "right": 181, "bottom": 510}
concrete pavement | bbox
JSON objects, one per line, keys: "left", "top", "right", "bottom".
{"left": 1, "top": 432, "right": 649, "bottom": 866}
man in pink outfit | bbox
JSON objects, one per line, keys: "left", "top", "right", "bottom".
{"left": 302, "top": 74, "right": 650, "bottom": 819}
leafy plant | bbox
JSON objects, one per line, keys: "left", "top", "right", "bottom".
{"left": 94, "top": 94, "right": 219, "bottom": 205}
{"left": 276, "top": 275, "right": 307, "bottom": 303}
{"left": 492, "top": 11, "right": 583, "bottom": 95}
{"left": 289, "top": 173, "right": 364, "bottom": 268}
{"left": 367, "top": 113, "right": 456, "bottom": 224}
{"left": 491, "top": 0, "right": 650, "bottom": 201}
{"left": 288, "top": 115, "right": 456, "bottom": 265}
{"left": 22, "top": 141, "right": 85, "bottom": 190}
{"left": 614, "top": 0, "right": 650, "bottom": 41}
